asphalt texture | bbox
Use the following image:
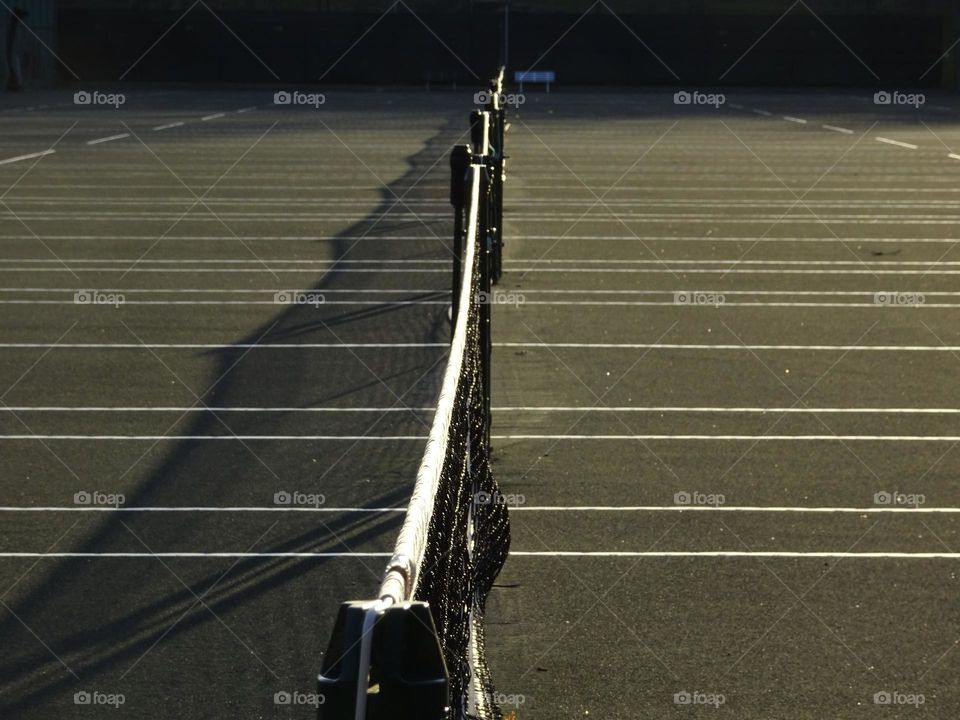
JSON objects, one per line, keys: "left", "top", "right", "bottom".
{"left": 1, "top": 88, "right": 960, "bottom": 720}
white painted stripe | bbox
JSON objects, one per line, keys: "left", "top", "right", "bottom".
{"left": 506, "top": 301, "right": 950, "bottom": 308}
{"left": 783, "top": 116, "right": 807, "bottom": 124}
{"left": 0, "top": 288, "right": 448, "bottom": 294}
{"left": 511, "top": 552, "right": 960, "bottom": 558}
{"left": 0, "top": 343, "right": 447, "bottom": 348}
{"left": 0, "top": 506, "right": 404, "bottom": 513}
{"left": 752, "top": 108, "right": 772, "bottom": 116}
{"left": 0, "top": 258, "right": 448, "bottom": 265}
{"left": 86, "top": 134, "right": 130, "bottom": 146}
{"left": 5, "top": 299, "right": 960, "bottom": 308}
{"left": 496, "top": 435, "right": 960, "bottom": 441}
{"left": 509, "top": 235, "right": 960, "bottom": 243}
{"left": 201, "top": 113, "right": 225, "bottom": 121}
{"left": 4, "top": 406, "right": 958, "bottom": 414}
{"left": 0, "top": 289, "right": 956, "bottom": 298}
{"left": 236, "top": 107, "right": 256, "bottom": 113}
{"left": 6, "top": 235, "right": 960, "bottom": 244}
{"left": 876, "top": 137, "right": 918, "bottom": 149}
{"left": 0, "top": 299, "right": 449, "bottom": 306}
{"left": 0, "top": 406, "right": 435, "bottom": 412}
{"left": 2, "top": 434, "right": 960, "bottom": 441}
{"left": 498, "top": 343, "right": 960, "bottom": 352}
{"left": 0, "top": 149, "right": 55, "bottom": 166}
{"left": 0, "top": 435, "right": 425, "bottom": 440}
{"left": 9, "top": 267, "right": 960, "bottom": 276}
{"left": 0, "top": 551, "right": 956, "bottom": 558}
{"left": 513, "top": 506, "right": 960, "bottom": 514}
{"left": 0, "top": 342, "right": 957, "bottom": 352}
{"left": 152, "top": 121, "right": 185, "bottom": 131}
{"left": 822, "top": 124, "right": 854, "bottom": 134}
{"left": 496, "top": 406, "right": 960, "bottom": 414}
{"left": 0, "top": 505, "right": 955, "bottom": 514}
{"left": 11, "top": 258, "right": 960, "bottom": 266}
{"left": 0, "top": 268, "right": 449, "bottom": 274}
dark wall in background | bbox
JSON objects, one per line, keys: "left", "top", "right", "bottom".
{"left": 57, "top": 8, "right": 948, "bottom": 87}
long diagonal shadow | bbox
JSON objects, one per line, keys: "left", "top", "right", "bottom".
{"left": 0, "top": 99, "right": 468, "bottom": 714}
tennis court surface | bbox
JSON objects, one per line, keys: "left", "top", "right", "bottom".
{"left": 3, "top": 85, "right": 960, "bottom": 718}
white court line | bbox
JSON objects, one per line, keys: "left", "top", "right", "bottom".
{"left": 4, "top": 300, "right": 960, "bottom": 308}
{"left": 201, "top": 113, "right": 226, "bottom": 121}
{"left": 1, "top": 505, "right": 956, "bottom": 514}
{"left": 0, "top": 342, "right": 448, "bottom": 348}
{"left": 752, "top": 108, "right": 772, "bottom": 116}
{"left": 0, "top": 258, "right": 448, "bottom": 265}
{"left": 10, "top": 268, "right": 960, "bottom": 276}
{"left": 0, "top": 289, "right": 955, "bottom": 297}
{"left": 86, "top": 134, "right": 130, "bottom": 146}
{"left": 12, "top": 258, "right": 960, "bottom": 267}
{"left": 505, "top": 301, "right": 951, "bottom": 308}
{"left": 949, "top": 153, "right": 960, "bottom": 161}
{"left": 0, "top": 268, "right": 450, "bottom": 274}
{"left": 4, "top": 406, "right": 959, "bottom": 414}
{"left": 4, "top": 434, "right": 960, "bottom": 441}
{"left": 1, "top": 342, "right": 959, "bottom": 352}
{"left": 0, "top": 406, "right": 435, "bottom": 412}
{"left": 821, "top": 124, "right": 854, "bottom": 134}
{"left": 6, "top": 235, "right": 960, "bottom": 245}
{"left": 0, "top": 506, "right": 405, "bottom": 512}
{"left": 497, "top": 435, "right": 960, "bottom": 441}
{"left": 4, "top": 258, "right": 957, "bottom": 265}
{"left": 876, "top": 137, "right": 918, "bottom": 150}
{"left": 236, "top": 107, "right": 256, "bottom": 113}
{"left": 497, "top": 406, "right": 960, "bottom": 414}
{"left": 152, "top": 121, "right": 185, "bottom": 131}
{"left": 0, "top": 149, "right": 55, "bottom": 166}
{"left": 0, "top": 551, "right": 957, "bottom": 558}
{"left": 511, "top": 552, "right": 960, "bottom": 558}
{"left": 0, "top": 288, "right": 449, "bottom": 294}
{"left": 0, "top": 300, "right": 449, "bottom": 306}
{"left": 783, "top": 116, "right": 808, "bottom": 124}
{"left": 500, "top": 343, "right": 960, "bottom": 352}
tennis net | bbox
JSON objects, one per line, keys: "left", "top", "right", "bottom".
{"left": 318, "top": 70, "right": 511, "bottom": 720}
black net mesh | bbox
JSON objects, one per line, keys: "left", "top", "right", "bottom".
{"left": 413, "top": 196, "right": 511, "bottom": 720}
